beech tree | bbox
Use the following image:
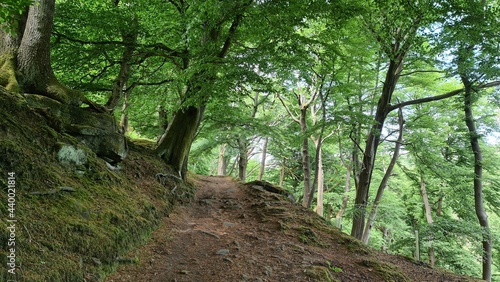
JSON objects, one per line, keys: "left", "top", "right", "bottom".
{"left": 0, "top": 0, "right": 89, "bottom": 105}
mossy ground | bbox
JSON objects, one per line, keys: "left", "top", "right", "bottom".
{"left": 0, "top": 87, "right": 192, "bottom": 281}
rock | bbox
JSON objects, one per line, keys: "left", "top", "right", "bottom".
{"left": 223, "top": 222, "right": 235, "bottom": 227}
{"left": 215, "top": 249, "right": 230, "bottom": 256}
{"left": 25, "top": 94, "right": 127, "bottom": 163}
{"left": 246, "top": 180, "right": 296, "bottom": 202}
{"left": 57, "top": 144, "right": 87, "bottom": 166}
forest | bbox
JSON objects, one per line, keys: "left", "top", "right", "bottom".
{"left": 1, "top": 0, "right": 500, "bottom": 281}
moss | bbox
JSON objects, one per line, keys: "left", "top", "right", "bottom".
{"left": 359, "top": 259, "right": 411, "bottom": 282}
{"left": 305, "top": 265, "right": 338, "bottom": 282}
{"left": 0, "top": 53, "right": 20, "bottom": 92}
{"left": 297, "top": 226, "right": 328, "bottom": 247}
{"left": 0, "top": 87, "right": 190, "bottom": 281}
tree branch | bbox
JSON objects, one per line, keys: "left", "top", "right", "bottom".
{"left": 399, "top": 70, "right": 445, "bottom": 77}
{"left": 277, "top": 94, "right": 300, "bottom": 124}
{"left": 388, "top": 80, "right": 500, "bottom": 111}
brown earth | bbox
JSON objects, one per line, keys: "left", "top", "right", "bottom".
{"left": 105, "top": 175, "right": 480, "bottom": 282}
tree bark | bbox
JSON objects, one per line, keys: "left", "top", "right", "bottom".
{"left": 155, "top": 105, "right": 202, "bottom": 177}
{"left": 299, "top": 107, "right": 313, "bottom": 207}
{"left": 105, "top": 18, "right": 138, "bottom": 111}
{"left": 258, "top": 137, "right": 268, "bottom": 181}
{"left": 335, "top": 160, "right": 351, "bottom": 229}
{"left": 419, "top": 173, "right": 436, "bottom": 267}
{"left": 310, "top": 140, "right": 325, "bottom": 216}
{"left": 462, "top": 76, "right": 492, "bottom": 282}
{"left": 238, "top": 137, "right": 249, "bottom": 181}
{"left": 0, "top": 0, "right": 89, "bottom": 106}
{"left": 361, "top": 107, "right": 404, "bottom": 244}
{"left": 217, "top": 144, "right": 227, "bottom": 176}
{"left": 279, "top": 160, "right": 285, "bottom": 187}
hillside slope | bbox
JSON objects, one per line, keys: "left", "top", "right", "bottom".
{"left": 106, "top": 175, "right": 481, "bottom": 282}
{"left": 0, "top": 87, "right": 192, "bottom": 281}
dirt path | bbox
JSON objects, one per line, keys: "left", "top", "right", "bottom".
{"left": 106, "top": 176, "right": 480, "bottom": 282}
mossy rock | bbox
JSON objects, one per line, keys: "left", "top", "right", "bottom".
{"left": 359, "top": 259, "right": 411, "bottom": 282}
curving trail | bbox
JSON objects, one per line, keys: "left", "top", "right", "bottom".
{"left": 106, "top": 175, "right": 481, "bottom": 282}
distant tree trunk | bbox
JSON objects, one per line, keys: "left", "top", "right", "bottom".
{"left": 119, "top": 90, "right": 129, "bottom": 133}
{"left": 462, "top": 76, "right": 492, "bottom": 282}
{"left": 361, "top": 107, "right": 404, "bottom": 244}
{"left": 379, "top": 226, "right": 392, "bottom": 253}
{"left": 309, "top": 138, "right": 325, "bottom": 216}
{"left": 279, "top": 161, "right": 285, "bottom": 187}
{"left": 351, "top": 55, "right": 404, "bottom": 240}
{"left": 105, "top": 18, "right": 138, "bottom": 111}
{"left": 419, "top": 173, "right": 436, "bottom": 267}
{"left": 238, "top": 137, "right": 248, "bottom": 181}
{"left": 258, "top": 137, "right": 268, "bottom": 181}
{"left": 217, "top": 144, "right": 227, "bottom": 176}
{"left": 299, "top": 107, "right": 313, "bottom": 207}
{"left": 157, "top": 105, "right": 169, "bottom": 141}
{"left": 336, "top": 156, "right": 352, "bottom": 229}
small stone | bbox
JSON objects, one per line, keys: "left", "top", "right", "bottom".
{"left": 91, "top": 257, "right": 101, "bottom": 265}
{"left": 216, "top": 249, "right": 230, "bottom": 256}
{"left": 223, "top": 222, "right": 235, "bottom": 227}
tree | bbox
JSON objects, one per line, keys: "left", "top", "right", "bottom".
{"left": 351, "top": 0, "right": 431, "bottom": 239}
{"left": 0, "top": 0, "right": 88, "bottom": 105}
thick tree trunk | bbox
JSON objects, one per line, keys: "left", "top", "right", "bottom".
{"left": 419, "top": 173, "right": 436, "bottom": 267}
{"left": 0, "top": 20, "right": 23, "bottom": 92}
{"left": 361, "top": 108, "right": 404, "bottom": 244}
{"left": 462, "top": 76, "right": 492, "bottom": 282}
{"left": 1, "top": 0, "right": 87, "bottom": 105}
{"left": 351, "top": 57, "right": 403, "bottom": 239}
{"left": 155, "top": 105, "right": 202, "bottom": 178}
{"left": 258, "top": 137, "right": 268, "bottom": 181}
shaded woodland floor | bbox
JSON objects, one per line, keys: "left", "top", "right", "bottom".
{"left": 106, "top": 175, "right": 480, "bottom": 282}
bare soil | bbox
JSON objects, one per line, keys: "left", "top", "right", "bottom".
{"left": 105, "top": 175, "right": 480, "bottom": 282}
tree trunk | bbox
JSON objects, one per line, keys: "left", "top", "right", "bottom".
{"left": 419, "top": 173, "right": 436, "bottom": 267}
{"left": 238, "top": 137, "right": 248, "bottom": 181}
{"left": 1, "top": 0, "right": 87, "bottom": 105}
{"left": 312, "top": 142, "right": 325, "bottom": 216}
{"left": 217, "top": 144, "right": 227, "bottom": 176}
{"left": 258, "top": 137, "right": 268, "bottom": 181}
{"left": 351, "top": 56, "right": 403, "bottom": 239}
{"left": 0, "top": 16, "right": 24, "bottom": 92}
{"left": 119, "top": 90, "right": 129, "bottom": 133}
{"left": 105, "top": 19, "right": 138, "bottom": 111}
{"left": 300, "top": 107, "right": 313, "bottom": 207}
{"left": 335, "top": 162, "right": 351, "bottom": 229}
{"left": 155, "top": 105, "right": 202, "bottom": 178}
{"left": 279, "top": 161, "right": 285, "bottom": 187}
{"left": 361, "top": 107, "right": 404, "bottom": 244}
{"left": 462, "top": 76, "right": 492, "bottom": 282}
